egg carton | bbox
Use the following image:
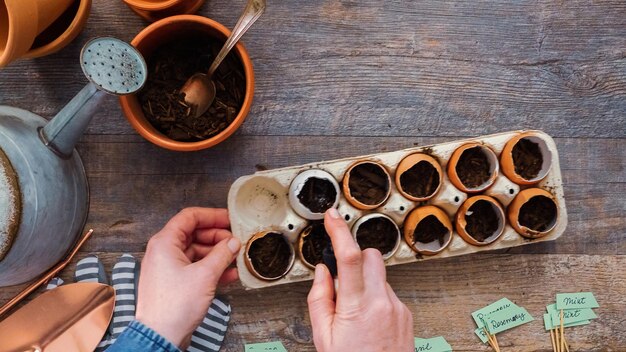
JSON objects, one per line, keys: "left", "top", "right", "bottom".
{"left": 227, "top": 130, "right": 567, "bottom": 289}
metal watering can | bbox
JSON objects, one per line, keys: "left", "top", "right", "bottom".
{"left": 0, "top": 37, "right": 146, "bottom": 286}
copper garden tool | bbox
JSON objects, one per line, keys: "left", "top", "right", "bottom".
{"left": 0, "top": 282, "right": 115, "bottom": 352}
{"left": 0, "top": 229, "right": 94, "bottom": 318}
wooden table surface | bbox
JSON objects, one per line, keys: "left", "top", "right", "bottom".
{"left": 1, "top": 1, "right": 625, "bottom": 351}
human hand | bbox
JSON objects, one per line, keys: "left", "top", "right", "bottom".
{"left": 135, "top": 207, "right": 241, "bottom": 348}
{"left": 307, "top": 208, "right": 414, "bottom": 352}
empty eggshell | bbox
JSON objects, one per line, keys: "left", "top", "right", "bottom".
{"left": 342, "top": 160, "right": 392, "bottom": 210}
{"left": 244, "top": 231, "right": 296, "bottom": 281}
{"left": 447, "top": 143, "right": 499, "bottom": 193}
{"left": 508, "top": 188, "right": 559, "bottom": 238}
{"left": 351, "top": 213, "right": 401, "bottom": 260}
{"left": 501, "top": 131, "right": 553, "bottom": 185}
{"left": 395, "top": 153, "right": 443, "bottom": 201}
{"left": 289, "top": 169, "right": 340, "bottom": 220}
{"left": 403, "top": 205, "right": 453, "bottom": 255}
{"left": 455, "top": 195, "right": 505, "bottom": 246}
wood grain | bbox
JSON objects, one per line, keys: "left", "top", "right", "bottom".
{"left": 0, "top": 0, "right": 624, "bottom": 351}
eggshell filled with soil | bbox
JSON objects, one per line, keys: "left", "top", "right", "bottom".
{"left": 508, "top": 188, "right": 559, "bottom": 238}
{"left": 501, "top": 131, "right": 553, "bottom": 185}
{"left": 342, "top": 160, "right": 391, "bottom": 210}
{"left": 245, "top": 231, "right": 295, "bottom": 281}
{"left": 403, "top": 205, "right": 453, "bottom": 255}
{"left": 351, "top": 213, "right": 401, "bottom": 259}
{"left": 289, "top": 169, "right": 340, "bottom": 220}
{"left": 395, "top": 153, "right": 443, "bottom": 201}
{"left": 455, "top": 195, "right": 505, "bottom": 246}
{"left": 447, "top": 143, "right": 499, "bottom": 193}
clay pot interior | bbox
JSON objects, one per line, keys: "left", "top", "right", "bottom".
{"left": 352, "top": 214, "right": 400, "bottom": 259}
{"left": 396, "top": 154, "right": 442, "bottom": 201}
{"left": 298, "top": 222, "right": 331, "bottom": 269}
{"left": 231, "top": 176, "right": 289, "bottom": 228}
{"left": 457, "top": 197, "right": 505, "bottom": 245}
{"left": 450, "top": 144, "right": 498, "bottom": 192}
{"left": 504, "top": 134, "right": 553, "bottom": 184}
{"left": 245, "top": 232, "right": 295, "bottom": 281}
{"left": 289, "top": 169, "right": 340, "bottom": 220}
{"left": 343, "top": 161, "right": 391, "bottom": 209}
{"left": 29, "top": 0, "right": 80, "bottom": 51}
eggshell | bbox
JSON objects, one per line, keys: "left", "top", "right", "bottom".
{"left": 289, "top": 169, "right": 340, "bottom": 220}
{"left": 297, "top": 223, "right": 328, "bottom": 270}
{"left": 447, "top": 143, "right": 499, "bottom": 193}
{"left": 395, "top": 153, "right": 443, "bottom": 201}
{"left": 501, "top": 132, "right": 554, "bottom": 185}
{"left": 342, "top": 160, "right": 392, "bottom": 210}
{"left": 244, "top": 231, "right": 295, "bottom": 281}
{"left": 351, "top": 213, "right": 401, "bottom": 260}
{"left": 455, "top": 195, "right": 505, "bottom": 246}
{"left": 403, "top": 205, "right": 453, "bottom": 255}
{"left": 508, "top": 188, "right": 559, "bottom": 238}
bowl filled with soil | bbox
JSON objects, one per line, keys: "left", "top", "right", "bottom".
{"left": 403, "top": 205, "right": 453, "bottom": 255}
{"left": 244, "top": 231, "right": 295, "bottom": 281}
{"left": 119, "top": 15, "right": 254, "bottom": 151}
{"left": 455, "top": 195, "right": 505, "bottom": 246}
{"left": 447, "top": 143, "right": 499, "bottom": 193}
{"left": 508, "top": 188, "right": 558, "bottom": 238}
{"left": 351, "top": 213, "right": 400, "bottom": 259}
{"left": 395, "top": 153, "right": 443, "bottom": 201}
{"left": 289, "top": 169, "right": 340, "bottom": 220}
{"left": 500, "top": 132, "right": 553, "bottom": 185}
{"left": 122, "top": 0, "right": 205, "bottom": 22}
{"left": 298, "top": 222, "right": 331, "bottom": 269}
{"left": 342, "top": 160, "right": 391, "bottom": 210}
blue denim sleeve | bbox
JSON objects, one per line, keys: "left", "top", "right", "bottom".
{"left": 106, "top": 320, "right": 180, "bottom": 352}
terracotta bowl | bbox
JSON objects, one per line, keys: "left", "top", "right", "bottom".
{"left": 122, "top": 0, "right": 205, "bottom": 22}
{"left": 119, "top": 15, "right": 255, "bottom": 151}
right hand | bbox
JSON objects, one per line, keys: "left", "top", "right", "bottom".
{"left": 307, "top": 208, "right": 414, "bottom": 352}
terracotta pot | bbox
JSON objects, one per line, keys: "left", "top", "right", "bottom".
{"left": 123, "top": 0, "right": 205, "bottom": 22}
{"left": 508, "top": 188, "right": 559, "bottom": 238}
{"left": 455, "top": 195, "right": 505, "bottom": 246}
{"left": 447, "top": 142, "right": 499, "bottom": 193}
{"left": 351, "top": 213, "right": 400, "bottom": 260}
{"left": 119, "top": 15, "right": 255, "bottom": 151}
{"left": 403, "top": 205, "right": 453, "bottom": 255}
{"left": 244, "top": 231, "right": 295, "bottom": 281}
{"left": 0, "top": 0, "right": 87, "bottom": 67}
{"left": 342, "top": 160, "right": 391, "bottom": 210}
{"left": 297, "top": 223, "right": 330, "bottom": 270}
{"left": 395, "top": 153, "right": 443, "bottom": 201}
{"left": 500, "top": 131, "right": 553, "bottom": 185}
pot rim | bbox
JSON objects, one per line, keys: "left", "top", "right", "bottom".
{"left": 395, "top": 153, "right": 443, "bottom": 201}
{"left": 351, "top": 213, "right": 401, "bottom": 260}
{"left": 122, "top": 0, "right": 182, "bottom": 11}
{"left": 455, "top": 195, "right": 505, "bottom": 246}
{"left": 119, "top": 15, "right": 255, "bottom": 151}
{"left": 342, "top": 160, "right": 392, "bottom": 210}
{"left": 23, "top": 0, "right": 92, "bottom": 59}
{"left": 125, "top": 0, "right": 205, "bottom": 22}
{"left": 244, "top": 231, "right": 295, "bottom": 281}
{"left": 0, "top": 0, "right": 38, "bottom": 67}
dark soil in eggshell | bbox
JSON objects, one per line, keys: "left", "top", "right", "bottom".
{"left": 464, "top": 200, "right": 500, "bottom": 242}
{"left": 413, "top": 215, "right": 449, "bottom": 247}
{"left": 248, "top": 233, "right": 292, "bottom": 279}
{"left": 301, "top": 223, "right": 331, "bottom": 267}
{"left": 456, "top": 146, "right": 492, "bottom": 188}
{"left": 347, "top": 163, "right": 389, "bottom": 206}
{"left": 400, "top": 161, "right": 440, "bottom": 198}
{"left": 512, "top": 138, "right": 543, "bottom": 180}
{"left": 519, "top": 195, "right": 557, "bottom": 232}
{"left": 355, "top": 217, "right": 398, "bottom": 255}
{"left": 297, "top": 177, "right": 337, "bottom": 213}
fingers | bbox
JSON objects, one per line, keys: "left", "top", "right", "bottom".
{"left": 361, "top": 248, "right": 388, "bottom": 295}
{"left": 154, "top": 208, "right": 230, "bottom": 251}
{"left": 307, "top": 264, "right": 335, "bottom": 342}
{"left": 193, "top": 228, "right": 233, "bottom": 245}
{"left": 192, "top": 237, "right": 241, "bottom": 286}
{"left": 324, "top": 209, "right": 364, "bottom": 297}
{"left": 218, "top": 267, "right": 239, "bottom": 285}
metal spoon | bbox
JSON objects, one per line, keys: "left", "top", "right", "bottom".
{"left": 181, "top": 0, "right": 266, "bottom": 118}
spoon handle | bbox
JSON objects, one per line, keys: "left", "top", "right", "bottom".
{"left": 208, "top": 0, "right": 266, "bottom": 77}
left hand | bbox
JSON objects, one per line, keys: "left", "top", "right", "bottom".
{"left": 135, "top": 207, "right": 241, "bottom": 348}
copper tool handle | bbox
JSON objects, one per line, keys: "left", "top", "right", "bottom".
{"left": 0, "top": 229, "right": 94, "bottom": 318}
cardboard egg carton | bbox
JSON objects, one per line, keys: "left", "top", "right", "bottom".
{"left": 227, "top": 130, "right": 567, "bottom": 289}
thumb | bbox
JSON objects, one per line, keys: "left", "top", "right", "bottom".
{"left": 307, "top": 264, "right": 335, "bottom": 341}
{"left": 193, "top": 237, "right": 241, "bottom": 286}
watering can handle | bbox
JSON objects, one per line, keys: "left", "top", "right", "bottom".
{"left": 40, "top": 83, "right": 106, "bottom": 159}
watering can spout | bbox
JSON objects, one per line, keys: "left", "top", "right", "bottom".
{"left": 39, "top": 37, "right": 147, "bottom": 158}
{"left": 40, "top": 83, "right": 105, "bottom": 158}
